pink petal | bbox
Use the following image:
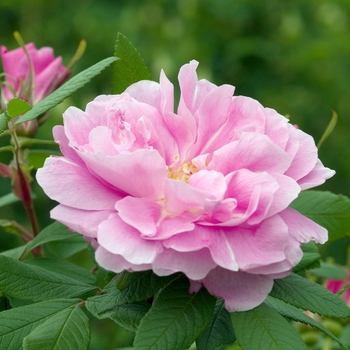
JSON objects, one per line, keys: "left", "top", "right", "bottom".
{"left": 51, "top": 205, "right": 113, "bottom": 238}
{"left": 36, "top": 157, "right": 122, "bottom": 210}
{"left": 201, "top": 267, "right": 274, "bottom": 312}
{"left": 97, "top": 213, "right": 163, "bottom": 264}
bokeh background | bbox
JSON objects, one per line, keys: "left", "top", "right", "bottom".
{"left": 1, "top": 0, "right": 350, "bottom": 348}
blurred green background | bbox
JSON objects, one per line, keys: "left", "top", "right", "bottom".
{"left": 1, "top": 0, "right": 350, "bottom": 348}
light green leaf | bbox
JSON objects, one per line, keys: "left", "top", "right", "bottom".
{"left": 0, "top": 193, "right": 19, "bottom": 208}
{"left": 264, "top": 296, "right": 348, "bottom": 350}
{"left": 0, "top": 299, "right": 79, "bottom": 350}
{"left": 196, "top": 298, "right": 235, "bottom": 350}
{"left": 309, "top": 261, "right": 348, "bottom": 280}
{"left": 0, "top": 255, "right": 96, "bottom": 301}
{"left": 293, "top": 241, "right": 321, "bottom": 273}
{"left": 290, "top": 190, "right": 350, "bottom": 242}
{"left": 269, "top": 273, "right": 350, "bottom": 318}
{"left": 0, "top": 245, "right": 27, "bottom": 260}
{"left": 133, "top": 275, "right": 216, "bottom": 350}
{"left": 112, "top": 32, "right": 152, "bottom": 94}
{"left": 24, "top": 257, "right": 96, "bottom": 285}
{"left": 5, "top": 98, "right": 32, "bottom": 119}
{"left": 16, "top": 56, "right": 118, "bottom": 124}
{"left": 230, "top": 303, "right": 307, "bottom": 350}
{"left": 23, "top": 305, "right": 90, "bottom": 350}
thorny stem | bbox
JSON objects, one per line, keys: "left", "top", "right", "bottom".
{"left": 10, "top": 124, "right": 40, "bottom": 237}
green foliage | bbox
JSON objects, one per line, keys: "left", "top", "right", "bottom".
{"left": 112, "top": 32, "right": 152, "bottom": 94}
{"left": 0, "top": 113, "right": 10, "bottom": 134}
{"left": 291, "top": 190, "right": 350, "bottom": 242}
{"left": 15, "top": 56, "right": 118, "bottom": 124}
{"left": 310, "top": 261, "right": 348, "bottom": 279}
{"left": 231, "top": 303, "right": 307, "bottom": 350}
{"left": 5, "top": 98, "right": 32, "bottom": 119}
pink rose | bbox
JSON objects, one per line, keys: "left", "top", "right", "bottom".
{"left": 0, "top": 43, "right": 70, "bottom": 107}
{"left": 37, "top": 61, "right": 334, "bottom": 312}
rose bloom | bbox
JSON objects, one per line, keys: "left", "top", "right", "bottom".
{"left": 0, "top": 43, "right": 69, "bottom": 107}
{"left": 37, "top": 61, "right": 334, "bottom": 312}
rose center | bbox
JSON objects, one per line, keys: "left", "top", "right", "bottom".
{"left": 167, "top": 161, "right": 199, "bottom": 183}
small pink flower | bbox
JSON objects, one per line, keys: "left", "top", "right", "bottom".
{"left": 37, "top": 61, "right": 334, "bottom": 312}
{"left": 325, "top": 271, "right": 350, "bottom": 306}
{"left": 0, "top": 43, "right": 70, "bottom": 107}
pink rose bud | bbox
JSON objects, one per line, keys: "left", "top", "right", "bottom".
{"left": 0, "top": 43, "right": 70, "bottom": 108}
{"left": 37, "top": 60, "right": 335, "bottom": 312}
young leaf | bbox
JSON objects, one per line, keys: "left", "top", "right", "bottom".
{"left": 24, "top": 257, "right": 96, "bottom": 285}
{"left": 112, "top": 32, "right": 152, "bottom": 94}
{"left": 0, "top": 113, "right": 10, "bottom": 134}
{"left": 269, "top": 273, "right": 350, "bottom": 318}
{"left": 264, "top": 296, "right": 348, "bottom": 350}
{"left": 133, "top": 275, "right": 216, "bottom": 350}
{"left": 5, "top": 98, "right": 32, "bottom": 119}
{"left": 16, "top": 56, "right": 118, "bottom": 124}
{"left": 196, "top": 298, "right": 236, "bottom": 350}
{"left": 290, "top": 190, "right": 350, "bottom": 242}
{"left": 22, "top": 305, "right": 90, "bottom": 350}
{"left": 230, "top": 303, "right": 307, "bottom": 350}
{"left": 0, "top": 299, "right": 80, "bottom": 350}
{"left": 0, "top": 255, "right": 96, "bottom": 301}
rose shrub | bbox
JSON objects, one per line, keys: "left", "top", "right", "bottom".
{"left": 37, "top": 60, "right": 334, "bottom": 312}
{"left": 0, "top": 43, "right": 69, "bottom": 107}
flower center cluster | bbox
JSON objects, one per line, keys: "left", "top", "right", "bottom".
{"left": 167, "top": 161, "right": 199, "bottom": 183}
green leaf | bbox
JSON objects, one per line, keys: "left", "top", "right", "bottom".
{"left": 5, "top": 98, "right": 32, "bottom": 119}
{"left": 112, "top": 32, "right": 152, "bottom": 94}
{"left": 16, "top": 56, "right": 118, "bottom": 124}
{"left": 0, "top": 299, "right": 79, "bottom": 350}
{"left": 309, "top": 261, "right": 348, "bottom": 279}
{"left": 133, "top": 275, "right": 216, "bottom": 350}
{"left": 196, "top": 298, "right": 235, "bottom": 350}
{"left": 24, "top": 257, "right": 96, "bottom": 285}
{"left": 0, "top": 113, "right": 10, "bottom": 134}
{"left": 230, "top": 303, "right": 307, "bottom": 350}
{"left": 290, "top": 190, "right": 350, "bottom": 242}
{"left": 23, "top": 305, "right": 90, "bottom": 350}
{"left": 293, "top": 242, "right": 321, "bottom": 273}
{"left": 0, "top": 193, "right": 19, "bottom": 208}
{"left": 0, "top": 255, "right": 96, "bottom": 301}
{"left": 0, "top": 245, "right": 27, "bottom": 260}
{"left": 26, "top": 149, "right": 60, "bottom": 169}
{"left": 44, "top": 235, "right": 88, "bottom": 258}
{"left": 26, "top": 221, "right": 82, "bottom": 252}
{"left": 264, "top": 296, "right": 349, "bottom": 350}
{"left": 269, "top": 273, "right": 350, "bottom": 318}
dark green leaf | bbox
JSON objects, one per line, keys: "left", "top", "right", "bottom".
{"left": 5, "top": 98, "right": 32, "bottom": 119}
{"left": 23, "top": 305, "right": 90, "bottom": 350}
{"left": 0, "top": 113, "right": 10, "bottom": 134}
{"left": 26, "top": 149, "right": 60, "bottom": 169}
{"left": 24, "top": 257, "right": 96, "bottom": 285}
{"left": 269, "top": 273, "right": 350, "bottom": 318}
{"left": 133, "top": 275, "right": 216, "bottom": 350}
{"left": 0, "top": 299, "right": 79, "bottom": 350}
{"left": 290, "top": 191, "right": 350, "bottom": 242}
{"left": 16, "top": 57, "right": 118, "bottom": 124}
{"left": 112, "top": 32, "right": 151, "bottom": 94}
{"left": 44, "top": 235, "right": 88, "bottom": 258}
{"left": 0, "top": 245, "right": 27, "bottom": 260}
{"left": 230, "top": 303, "right": 307, "bottom": 350}
{"left": 265, "top": 296, "right": 348, "bottom": 350}
{"left": 196, "top": 298, "right": 235, "bottom": 350}
{"left": 293, "top": 241, "right": 321, "bottom": 273}
{"left": 310, "top": 261, "right": 348, "bottom": 279}
{"left": 0, "top": 255, "right": 96, "bottom": 301}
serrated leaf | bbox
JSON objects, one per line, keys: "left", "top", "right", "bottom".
{"left": 5, "top": 98, "right": 32, "bottom": 119}
{"left": 133, "top": 276, "right": 216, "bottom": 350}
{"left": 0, "top": 255, "right": 96, "bottom": 301}
{"left": 24, "top": 257, "right": 96, "bottom": 285}
{"left": 112, "top": 32, "right": 151, "bottom": 94}
{"left": 230, "top": 303, "right": 307, "bottom": 350}
{"left": 293, "top": 242, "right": 321, "bottom": 273}
{"left": 290, "top": 190, "right": 350, "bottom": 242}
{"left": 265, "top": 296, "right": 348, "bottom": 350}
{"left": 310, "top": 261, "right": 348, "bottom": 279}
{"left": 269, "top": 273, "right": 350, "bottom": 318}
{"left": 0, "top": 112, "right": 10, "bottom": 134}
{"left": 0, "top": 299, "right": 79, "bottom": 350}
{"left": 16, "top": 56, "right": 118, "bottom": 124}
{"left": 196, "top": 298, "right": 235, "bottom": 350}
{"left": 23, "top": 305, "right": 90, "bottom": 350}
{"left": 26, "top": 221, "right": 82, "bottom": 252}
